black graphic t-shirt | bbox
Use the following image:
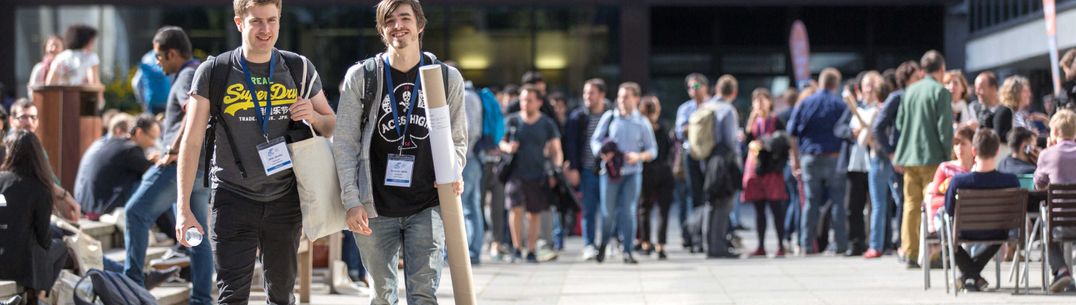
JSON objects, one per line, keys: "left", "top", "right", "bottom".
{"left": 370, "top": 55, "right": 439, "bottom": 217}
{"left": 190, "top": 48, "right": 322, "bottom": 202}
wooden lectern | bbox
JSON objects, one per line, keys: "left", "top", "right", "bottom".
{"left": 29, "top": 85, "right": 103, "bottom": 191}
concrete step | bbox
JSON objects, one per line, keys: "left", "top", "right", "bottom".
{"left": 104, "top": 246, "right": 169, "bottom": 267}
{"left": 78, "top": 219, "right": 118, "bottom": 249}
{"left": 150, "top": 284, "right": 190, "bottom": 305}
{"left": 0, "top": 281, "right": 17, "bottom": 298}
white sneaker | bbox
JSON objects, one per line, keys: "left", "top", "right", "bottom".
{"left": 581, "top": 245, "right": 597, "bottom": 261}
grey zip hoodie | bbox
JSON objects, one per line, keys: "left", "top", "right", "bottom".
{"left": 333, "top": 52, "right": 468, "bottom": 218}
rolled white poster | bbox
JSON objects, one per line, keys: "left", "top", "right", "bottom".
{"left": 419, "top": 64, "right": 476, "bottom": 305}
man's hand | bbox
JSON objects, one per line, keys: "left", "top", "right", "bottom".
{"left": 146, "top": 151, "right": 161, "bottom": 164}
{"left": 600, "top": 152, "right": 614, "bottom": 162}
{"left": 157, "top": 153, "right": 178, "bottom": 167}
{"left": 566, "top": 168, "right": 580, "bottom": 187}
{"left": 290, "top": 98, "right": 318, "bottom": 122}
{"left": 346, "top": 206, "right": 373, "bottom": 236}
{"left": 500, "top": 141, "right": 519, "bottom": 154}
{"left": 174, "top": 208, "right": 204, "bottom": 247}
{"left": 625, "top": 152, "right": 641, "bottom": 165}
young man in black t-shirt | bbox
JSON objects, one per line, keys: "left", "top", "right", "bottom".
{"left": 333, "top": 0, "right": 468, "bottom": 303}
{"left": 173, "top": 0, "right": 336, "bottom": 303}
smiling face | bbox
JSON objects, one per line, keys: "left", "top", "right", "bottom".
{"left": 380, "top": 3, "right": 423, "bottom": 51}
{"left": 234, "top": 4, "right": 280, "bottom": 57}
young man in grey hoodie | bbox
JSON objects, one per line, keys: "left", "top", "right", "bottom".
{"left": 333, "top": 0, "right": 468, "bottom": 303}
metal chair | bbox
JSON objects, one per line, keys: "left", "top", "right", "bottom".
{"left": 920, "top": 203, "right": 950, "bottom": 292}
{"left": 941, "top": 188, "right": 1027, "bottom": 296}
{"left": 1043, "top": 184, "right": 1076, "bottom": 294}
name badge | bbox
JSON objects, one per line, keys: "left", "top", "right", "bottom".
{"left": 0, "top": 194, "right": 6, "bottom": 207}
{"left": 257, "top": 137, "right": 293, "bottom": 176}
{"left": 385, "top": 154, "right": 415, "bottom": 187}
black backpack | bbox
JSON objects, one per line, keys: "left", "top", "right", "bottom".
{"left": 73, "top": 269, "right": 157, "bottom": 305}
{"left": 201, "top": 49, "right": 312, "bottom": 187}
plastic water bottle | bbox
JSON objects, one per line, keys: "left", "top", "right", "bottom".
{"left": 185, "top": 227, "right": 203, "bottom": 247}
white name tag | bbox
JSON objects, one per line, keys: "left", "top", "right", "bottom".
{"left": 385, "top": 154, "right": 415, "bottom": 188}
{"left": 0, "top": 194, "right": 6, "bottom": 207}
{"left": 257, "top": 137, "right": 293, "bottom": 176}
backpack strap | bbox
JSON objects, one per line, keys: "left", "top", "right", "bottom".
{"left": 359, "top": 58, "right": 379, "bottom": 135}
{"left": 358, "top": 54, "right": 451, "bottom": 136}
{"left": 203, "top": 50, "right": 248, "bottom": 187}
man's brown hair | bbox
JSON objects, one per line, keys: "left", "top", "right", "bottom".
{"left": 619, "top": 82, "right": 642, "bottom": 97}
{"left": 920, "top": 50, "right": 946, "bottom": 74}
{"left": 896, "top": 61, "right": 921, "bottom": 89}
{"left": 973, "top": 128, "right": 1000, "bottom": 159}
{"left": 234, "top": 0, "right": 281, "bottom": 18}
{"left": 376, "top": 0, "right": 427, "bottom": 42}
{"left": 716, "top": 74, "right": 738, "bottom": 97}
{"left": 819, "top": 68, "right": 842, "bottom": 90}
{"left": 584, "top": 78, "right": 606, "bottom": 94}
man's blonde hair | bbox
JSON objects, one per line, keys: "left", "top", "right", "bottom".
{"left": 1050, "top": 109, "right": 1076, "bottom": 139}
{"left": 234, "top": 0, "right": 281, "bottom": 18}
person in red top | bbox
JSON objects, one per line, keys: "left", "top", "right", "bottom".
{"left": 742, "top": 88, "right": 790, "bottom": 257}
{"left": 927, "top": 125, "right": 977, "bottom": 232}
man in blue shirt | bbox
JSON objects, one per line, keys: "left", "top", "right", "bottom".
{"left": 787, "top": 68, "right": 849, "bottom": 254}
{"left": 674, "top": 73, "right": 710, "bottom": 252}
{"left": 943, "top": 128, "right": 1020, "bottom": 292}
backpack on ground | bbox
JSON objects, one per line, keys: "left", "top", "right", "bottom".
{"left": 687, "top": 103, "right": 718, "bottom": 160}
{"left": 73, "top": 269, "right": 157, "bottom": 305}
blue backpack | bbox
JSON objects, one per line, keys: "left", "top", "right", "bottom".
{"left": 136, "top": 51, "right": 171, "bottom": 113}
{"left": 477, "top": 88, "right": 505, "bottom": 151}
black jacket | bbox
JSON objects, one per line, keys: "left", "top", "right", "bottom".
{"left": 0, "top": 171, "right": 53, "bottom": 287}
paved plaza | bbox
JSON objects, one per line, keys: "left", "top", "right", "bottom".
{"left": 297, "top": 207, "right": 1076, "bottom": 305}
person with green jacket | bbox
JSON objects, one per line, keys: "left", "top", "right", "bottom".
{"left": 894, "top": 50, "right": 953, "bottom": 268}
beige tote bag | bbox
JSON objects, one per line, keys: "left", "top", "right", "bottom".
{"left": 288, "top": 56, "right": 347, "bottom": 240}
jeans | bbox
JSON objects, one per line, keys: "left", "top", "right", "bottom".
{"left": 867, "top": 156, "right": 902, "bottom": 251}
{"left": 340, "top": 230, "right": 366, "bottom": 279}
{"left": 784, "top": 164, "right": 800, "bottom": 243}
{"left": 461, "top": 154, "right": 484, "bottom": 264}
{"left": 212, "top": 187, "right": 302, "bottom": 305}
{"left": 599, "top": 172, "right": 642, "bottom": 254}
{"left": 354, "top": 206, "right": 445, "bottom": 305}
{"left": 580, "top": 169, "right": 601, "bottom": 247}
{"left": 122, "top": 164, "right": 213, "bottom": 304}
{"left": 799, "top": 154, "right": 848, "bottom": 253}
{"left": 673, "top": 174, "right": 693, "bottom": 246}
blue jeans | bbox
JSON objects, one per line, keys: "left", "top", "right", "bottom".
{"left": 783, "top": 164, "right": 800, "bottom": 242}
{"left": 341, "top": 230, "right": 366, "bottom": 279}
{"left": 580, "top": 169, "right": 601, "bottom": 247}
{"left": 673, "top": 175, "right": 693, "bottom": 245}
{"left": 599, "top": 172, "right": 642, "bottom": 253}
{"left": 123, "top": 164, "right": 212, "bottom": 304}
{"left": 867, "top": 156, "right": 902, "bottom": 251}
{"left": 461, "top": 155, "right": 484, "bottom": 264}
{"left": 354, "top": 206, "right": 445, "bottom": 305}
{"left": 799, "top": 154, "right": 848, "bottom": 253}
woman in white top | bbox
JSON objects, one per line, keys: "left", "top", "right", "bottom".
{"left": 944, "top": 70, "right": 976, "bottom": 129}
{"left": 45, "top": 25, "right": 100, "bottom": 86}
{"left": 27, "top": 35, "right": 63, "bottom": 90}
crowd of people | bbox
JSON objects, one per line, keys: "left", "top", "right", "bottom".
{"left": 3, "top": 0, "right": 1076, "bottom": 304}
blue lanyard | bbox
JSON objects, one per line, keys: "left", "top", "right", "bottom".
{"left": 383, "top": 55, "right": 423, "bottom": 149}
{"left": 240, "top": 50, "right": 276, "bottom": 141}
